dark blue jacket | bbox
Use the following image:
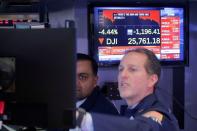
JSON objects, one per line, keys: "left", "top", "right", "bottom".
{"left": 80, "top": 86, "right": 119, "bottom": 115}
{"left": 92, "top": 93, "right": 180, "bottom": 131}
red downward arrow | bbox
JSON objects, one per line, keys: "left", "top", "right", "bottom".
{"left": 98, "top": 38, "right": 104, "bottom": 45}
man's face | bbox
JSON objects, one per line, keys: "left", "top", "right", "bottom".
{"left": 118, "top": 52, "right": 157, "bottom": 105}
{"left": 76, "top": 60, "right": 98, "bottom": 100}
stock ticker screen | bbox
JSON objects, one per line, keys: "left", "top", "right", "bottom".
{"left": 90, "top": 6, "right": 186, "bottom": 66}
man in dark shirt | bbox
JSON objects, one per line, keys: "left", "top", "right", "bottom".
{"left": 76, "top": 53, "right": 118, "bottom": 115}
{"left": 77, "top": 48, "right": 180, "bottom": 131}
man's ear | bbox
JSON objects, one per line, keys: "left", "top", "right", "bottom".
{"left": 93, "top": 75, "right": 98, "bottom": 87}
{"left": 148, "top": 74, "right": 158, "bottom": 88}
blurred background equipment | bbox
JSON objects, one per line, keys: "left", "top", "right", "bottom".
{"left": 0, "top": 58, "right": 15, "bottom": 93}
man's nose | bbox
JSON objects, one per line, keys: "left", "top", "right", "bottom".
{"left": 76, "top": 78, "right": 81, "bottom": 87}
{"left": 119, "top": 69, "right": 128, "bottom": 79}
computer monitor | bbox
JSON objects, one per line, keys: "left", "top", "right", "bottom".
{"left": 0, "top": 28, "right": 76, "bottom": 129}
{"left": 88, "top": 2, "right": 189, "bottom": 67}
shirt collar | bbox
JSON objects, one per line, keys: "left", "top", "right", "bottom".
{"left": 127, "top": 103, "right": 138, "bottom": 110}
{"left": 76, "top": 98, "right": 87, "bottom": 108}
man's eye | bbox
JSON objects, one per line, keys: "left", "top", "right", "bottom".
{"left": 78, "top": 74, "right": 89, "bottom": 81}
{"left": 79, "top": 75, "right": 87, "bottom": 80}
{"left": 129, "top": 67, "right": 137, "bottom": 72}
{"left": 118, "top": 67, "right": 123, "bottom": 72}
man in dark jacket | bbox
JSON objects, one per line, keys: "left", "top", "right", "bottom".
{"left": 76, "top": 48, "right": 180, "bottom": 131}
{"left": 76, "top": 53, "right": 118, "bottom": 115}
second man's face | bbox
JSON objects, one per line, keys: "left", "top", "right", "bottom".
{"left": 76, "top": 60, "right": 98, "bottom": 100}
{"left": 118, "top": 52, "right": 157, "bottom": 105}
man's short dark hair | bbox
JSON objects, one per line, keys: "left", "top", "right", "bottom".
{"left": 77, "top": 53, "right": 98, "bottom": 76}
{"left": 126, "top": 48, "right": 161, "bottom": 82}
